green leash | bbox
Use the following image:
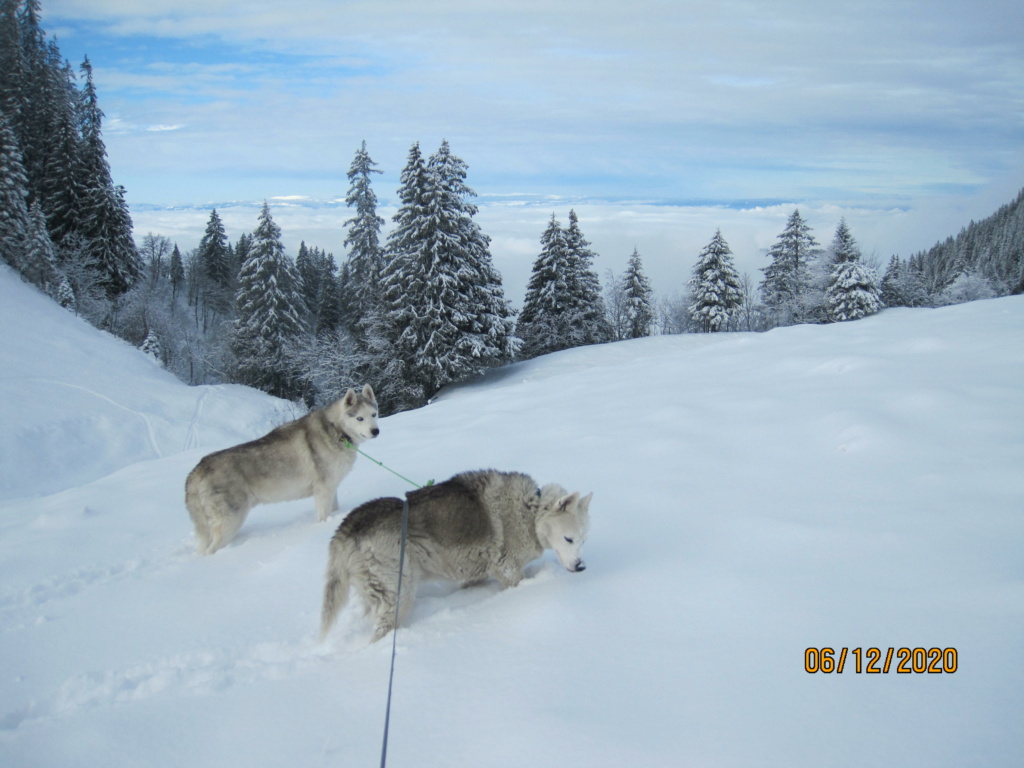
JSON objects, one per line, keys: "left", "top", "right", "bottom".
{"left": 345, "top": 440, "right": 433, "bottom": 489}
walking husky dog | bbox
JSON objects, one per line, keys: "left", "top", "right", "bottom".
{"left": 320, "top": 469, "right": 592, "bottom": 642}
{"left": 185, "top": 384, "right": 379, "bottom": 555}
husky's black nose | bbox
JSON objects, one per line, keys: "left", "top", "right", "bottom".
{"left": 371, "top": 428, "right": 380, "bottom": 437}
{"left": 573, "top": 560, "right": 586, "bottom": 572}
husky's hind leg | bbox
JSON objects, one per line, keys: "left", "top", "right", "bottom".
{"left": 189, "top": 507, "right": 212, "bottom": 555}
{"left": 368, "top": 565, "right": 417, "bottom": 642}
{"left": 320, "top": 538, "right": 354, "bottom": 640}
{"left": 185, "top": 475, "right": 213, "bottom": 554}
{"left": 202, "top": 494, "right": 251, "bottom": 554}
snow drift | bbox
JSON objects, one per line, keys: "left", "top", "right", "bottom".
{"left": 1, "top": 265, "right": 1021, "bottom": 767}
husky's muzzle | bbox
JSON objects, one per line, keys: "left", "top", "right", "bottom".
{"left": 570, "top": 559, "right": 586, "bottom": 573}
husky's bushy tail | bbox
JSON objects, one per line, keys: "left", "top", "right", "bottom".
{"left": 320, "top": 535, "right": 354, "bottom": 640}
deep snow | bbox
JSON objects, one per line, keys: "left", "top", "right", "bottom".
{"left": 1, "top": 264, "right": 1022, "bottom": 767}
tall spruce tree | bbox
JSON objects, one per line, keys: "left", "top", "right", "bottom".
{"left": 231, "top": 202, "right": 306, "bottom": 398}
{"left": 0, "top": 108, "right": 31, "bottom": 274}
{"left": 315, "top": 250, "right": 343, "bottom": 335}
{"left": 516, "top": 214, "right": 572, "bottom": 359}
{"left": 822, "top": 219, "right": 882, "bottom": 322}
{"left": 760, "top": 208, "right": 820, "bottom": 327}
{"left": 373, "top": 140, "right": 517, "bottom": 412}
{"left": 168, "top": 243, "right": 185, "bottom": 303}
{"left": 194, "top": 209, "right": 233, "bottom": 328}
{"left": 563, "top": 209, "right": 613, "bottom": 344}
{"left": 621, "top": 247, "right": 654, "bottom": 338}
{"left": 517, "top": 211, "right": 612, "bottom": 359}
{"left": 0, "top": 0, "right": 24, "bottom": 127}
{"left": 40, "top": 53, "right": 84, "bottom": 250}
{"left": 76, "top": 57, "right": 139, "bottom": 297}
{"left": 688, "top": 229, "right": 743, "bottom": 332}
{"left": 197, "top": 209, "right": 232, "bottom": 285}
{"left": 296, "top": 242, "right": 340, "bottom": 336}
{"left": 23, "top": 197, "right": 57, "bottom": 290}
{"left": 342, "top": 140, "right": 385, "bottom": 330}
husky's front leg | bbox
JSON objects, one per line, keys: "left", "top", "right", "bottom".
{"left": 313, "top": 484, "right": 339, "bottom": 522}
{"left": 496, "top": 564, "right": 524, "bottom": 589}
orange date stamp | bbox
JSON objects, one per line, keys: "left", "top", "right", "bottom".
{"left": 804, "top": 647, "right": 958, "bottom": 674}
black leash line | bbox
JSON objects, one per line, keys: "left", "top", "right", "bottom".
{"left": 379, "top": 493, "right": 411, "bottom": 768}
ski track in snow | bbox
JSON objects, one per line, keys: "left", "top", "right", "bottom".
{"left": 184, "top": 386, "right": 212, "bottom": 451}
{"left": 22, "top": 378, "right": 165, "bottom": 459}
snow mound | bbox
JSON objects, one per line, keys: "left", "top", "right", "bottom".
{"left": 0, "top": 266, "right": 297, "bottom": 501}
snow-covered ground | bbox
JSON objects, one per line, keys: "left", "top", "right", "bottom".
{"left": 1, "top": 264, "right": 1021, "bottom": 767}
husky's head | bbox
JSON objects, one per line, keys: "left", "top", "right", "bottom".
{"left": 339, "top": 384, "right": 380, "bottom": 443}
{"left": 536, "top": 485, "right": 592, "bottom": 573}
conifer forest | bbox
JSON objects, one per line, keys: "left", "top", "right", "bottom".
{"left": 2, "top": 1, "right": 1022, "bottom": 414}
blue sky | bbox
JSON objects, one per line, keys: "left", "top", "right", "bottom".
{"left": 41, "top": 0, "right": 1024, "bottom": 301}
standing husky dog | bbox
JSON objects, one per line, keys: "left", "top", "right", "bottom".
{"left": 320, "top": 469, "right": 592, "bottom": 642}
{"left": 185, "top": 384, "right": 379, "bottom": 555}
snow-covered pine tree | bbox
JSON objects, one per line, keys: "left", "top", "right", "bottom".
{"left": 194, "top": 209, "right": 233, "bottom": 329}
{"left": 760, "top": 208, "right": 821, "bottom": 327}
{"left": 75, "top": 58, "right": 139, "bottom": 297}
{"left": 23, "top": 198, "right": 57, "bottom": 290}
{"left": 516, "top": 214, "right": 572, "bottom": 359}
{"left": 0, "top": 0, "right": 25, "bottom": 132}
{"left": 14, "top": 0, "right": 62, "bottom": 211}
{"left": 417, "top": 140, "right": 517, "bottom": 393}
{"left": 563, "top": 209, "right": 613, "bottom": 345}
{"left": 296, "top": 241, "right": 315, "bottom": 322}
{"left": 0, "top": 108, "right": 32, "bottom": 277}
{"left": 822, "top": 219, "right": 882, "bottom": 322}
{"left": 39, "top": 54, "right": 84, "bottom": 250}
{"left": 336, "top": 259, "right": 358, "bottom": 332}
{"left": 140, "top": 329, "right": 162, "bottom": 365}
{"left": 168, "top": 243, "right": 184, "bottom": 303}
{"left": 621, "top": 247, "right": 654, "bottom": 338}
{"left": 880, "top": 255, "right": 903, "bottom": 307}
{"left": 688, "top": 229, "right": 743, "bottom": 332}
{"left": 233, "top": 232, "right": 252, "bottom": 278}
{"left": 315, "top": 251, "right": 344, "bottom": 336}
{"left": 880, "top": 254, "right": 930, "bottom": 308}
{"left": 364, "top": 142, "right": 431, "bottom": 409}
{"left": 372, "top": 140, "right": 517, "bottom": 412}
{"left": 56, "top": 273, "right": 74, "bottom": 310}
{"left": 230, "top": 202, "right": 307, "bottom": 398}
{"left": 517, "top": 211, "right": 612, "bottom": 359}
{"left": 296, "top": 242, "right": 340, "bottom": 336}
{"left": 197, "top": 209, "right": 232, "bottom": 283}
{"left": 342, "top": 140, "right": 385, "bottom": 330}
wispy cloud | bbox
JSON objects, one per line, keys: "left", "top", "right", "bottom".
{"left": 43, "top": 0, "right": 1024, "bottom": 288}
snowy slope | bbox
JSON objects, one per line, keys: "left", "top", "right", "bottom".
{"left": 1, "top": 265, "right": 1022, "bottom": 767}
{"left": 0, "top": 265, "right": 299, "bottom": 501}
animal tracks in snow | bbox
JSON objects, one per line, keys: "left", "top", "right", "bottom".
{"left": 0, "top": 639, "right": 332, "bottom": 732}
{"left": 0, "top": 558, "right": 155, "bottom": 622}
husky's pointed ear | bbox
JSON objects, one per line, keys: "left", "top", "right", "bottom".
{"left": 343, "top": 387, "right": 357, "bottom": 407}
{"left": 557, "top": 491, "right": 580, "bottom": 513}
{"left": 578, "top": 492, "right": 593, "bottom": 512}
{"left": 362, "top": 383, "right": 376, "bottom": 404}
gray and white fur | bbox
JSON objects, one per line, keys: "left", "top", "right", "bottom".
{"left": 185, "top": 384, "right": 379, "bottom": 555}
{"left": 320, "top": 469, "right": 592, "bottom": 642}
